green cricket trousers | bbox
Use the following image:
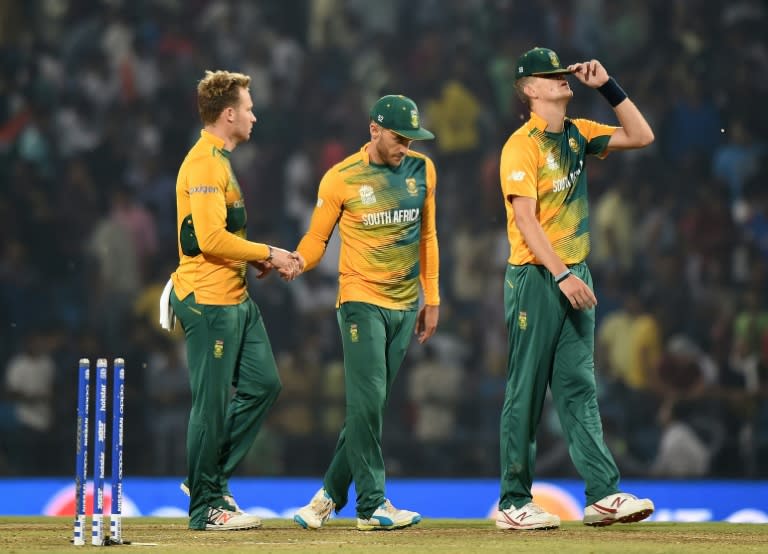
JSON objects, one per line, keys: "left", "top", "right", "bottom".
{"left": 322, "top": 301, "right": 417, "bottom": 519}
{"left": 171, "top": 290, "right": 282, "bottom": 529}
{"left": 499, "top": 262, "right": 620, "bottom": 510}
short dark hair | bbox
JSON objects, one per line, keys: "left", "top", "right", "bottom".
{"left": 197, "top": 70, "right": 251, "bottom": 125}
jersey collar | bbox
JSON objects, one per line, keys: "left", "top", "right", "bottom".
{"left": 529, "top": 111, "right": 569, "bottom": 133}
{"left": 360, "top": 143, "right": 372, "bottom": 165}
{"left": 200, "top": 129, "right": 230, "bottom": 156}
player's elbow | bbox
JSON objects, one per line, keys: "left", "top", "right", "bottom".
{"left": 196, "top": 229, "right": 221, "bottom": 254}
{"left": 638, "top": 128, "right": 655, "bottom": 148}
{"left": 514, "top": 209, "right": 538, "bottom": 231}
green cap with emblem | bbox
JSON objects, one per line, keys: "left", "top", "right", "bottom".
{"left": 369, "top": 95, "right": 434, "bottom": 140}
{"left": 515, "top": 47, "right": 573, "bottom": 80}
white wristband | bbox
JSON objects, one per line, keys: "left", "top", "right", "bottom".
{"left": 554, "top": 269, "right": 571, "bottom": 284}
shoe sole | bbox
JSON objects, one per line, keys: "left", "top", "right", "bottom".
{"left": 496, "top": 511, "right": 560, "bottom": 530}
{"left": 357, "top": 515, "right": 422, "bottom": 531}
{"left": 495, "top": 521, "right": 560, "bottom": 530}
{"left": 293, "top": 515, "right": 321, "bottom": 530}
{"left": 204, "top": 523, "right": 261, "bottom": 531}
{"left": 584, "top": 508, "right": 654, "bottom": 527}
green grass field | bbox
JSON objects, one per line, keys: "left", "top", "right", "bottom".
{"left": 1, "top": 517, "right": 767, "bottom": 553}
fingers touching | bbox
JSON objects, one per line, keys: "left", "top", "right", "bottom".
{"left": 558, "top": 275, "right": 597, "bottom": 310}
{"left": 566, "top": 59, "right": 608, "bottom": 87}
{"left": 267, "top": 247, "right": 303, "bottom": 281}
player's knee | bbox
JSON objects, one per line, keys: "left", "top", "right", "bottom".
{"left": 262, "top": 374, "right": 282, "bottom": 399}
{"left": 348, "top": 398, "right": 385, "bottom": 423}
{"left": 554, "top": 366, "right": 596, "bottom": 400}
{"left": 237, "top": 374, "right": 282, "bottom": 404}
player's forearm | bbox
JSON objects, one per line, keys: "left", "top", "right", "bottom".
{"left": 418, "top": 188, "right": 440, "bottom": 303}
{"left": 612, "top": 98, "right": 654, "bottom": 148}
{"left": 516, "top": 213, "right": 568, "bottom": 276}
{"left": 296, "top": 232, "right": 327, "bottom": 271}
{"left": 187, "top": 185, "right": 271, "bottom": 261}
{"left": 197, "top": 227, "right": 270, "bottom": 261}
{"left": 419, "top": 235, "right": 440, "bottom": 305}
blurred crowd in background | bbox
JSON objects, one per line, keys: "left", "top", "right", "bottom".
{"left": 2, "top": 0, "right": 768, "bottom": 480}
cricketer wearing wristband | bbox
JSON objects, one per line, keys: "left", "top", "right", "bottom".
{"left": 495, "top": 48, "right": 656, "bottom": 531}
{"left": 169, "top": 70, "right": 300, "bottom": 531}
{"left": 292, "top": 95, "right": 440, "bottom": 531}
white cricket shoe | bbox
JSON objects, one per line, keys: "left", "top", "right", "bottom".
{"left": 496, "top": 502, "right": 560, "bottom": 530}
{"left": 204, "top": 506, "right": 261, "bottom": 531}
{"left": 356, "top": 499, "right": 421, "bottom": 531}
{"left": 294, "top": 488, "right": 335, "bottom": 529}
{"left": 583, "top": 492, "right": 654, "bottom": 526}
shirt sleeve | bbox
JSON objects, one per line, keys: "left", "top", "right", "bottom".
{"left": 296, "top": 170, "right": 343, "bottom": 270}
{"left": 419, "top": 157, "right": 440, "bottom": 305}
{"left": 575, "top": 118, "right": 618, "bottom": 158}
{"left": 500, "top": 135, "right": 539, "bottom": 201}
{"left": 187, "top": 159, "right": 270, "bottom": 261}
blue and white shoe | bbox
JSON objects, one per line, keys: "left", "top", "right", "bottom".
{"left": 356, "top": 499, "right": 421, "bottom": 531}
{"left": 294, "top": 488, "right": 335, "bottom": 529}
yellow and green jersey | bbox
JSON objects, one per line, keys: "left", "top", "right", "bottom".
{"left": 297, "top": 144, "right": 440, "bottom": 310}
{"left": 500, "top": 111, "right": 617, "bottom": 265}
{"left": 171, "top": 130, "right": 270, "bottom": 305}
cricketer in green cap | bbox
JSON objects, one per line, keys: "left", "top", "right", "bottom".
{"left": 515, "top": 47, "right": 573, "bottom": 80}
{"left": 369, "top": 95, "right": 435, "bottom": 140}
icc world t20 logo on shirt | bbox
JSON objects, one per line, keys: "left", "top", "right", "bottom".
{"left": 568, "top": 137, "right": 580, "bottom": 153}
{"left": 359, "top": 185, "right": 376, "bottom": 205}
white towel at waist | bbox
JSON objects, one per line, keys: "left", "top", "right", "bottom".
{"left": 159, "top": 278, "right": 176, "bottom": 331}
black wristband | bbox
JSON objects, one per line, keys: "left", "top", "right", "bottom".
{"left": 597, "top": 77, "right": 628, "bottom": 107}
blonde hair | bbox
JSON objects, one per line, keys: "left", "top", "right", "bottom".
{"left": 514, "top": 76, "right": 533, "bottom": 106}
{"left": 197, "top": 70, "right": 251, "bottom": 125}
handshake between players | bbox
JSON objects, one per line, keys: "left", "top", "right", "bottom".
{"left": 250, "top": 248, "right": 305, "bottom": 281}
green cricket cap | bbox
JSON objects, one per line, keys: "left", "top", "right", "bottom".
{"left": 369, "top": 95, "right": 434, "bottom": 140}
{"left": 515, "top": 47, "right": 573, "bottom": 80}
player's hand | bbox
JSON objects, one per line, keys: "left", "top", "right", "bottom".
{"left": 415, "top": 304, "right": 439, "bottom": 344}
{"left": 290, "top": 250, "right": 306, "bottom": 273}
{"left": 249, "top": 260, "right": 274, "bottom": 279}
{"left": 269, "top": 247, "right": 302, "bottom": 281}
{"left": 567, "top": 60, "right": 609, "bottom": 88}
{"left": 558, "top": 274, "right": 597, "bottom": 310}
